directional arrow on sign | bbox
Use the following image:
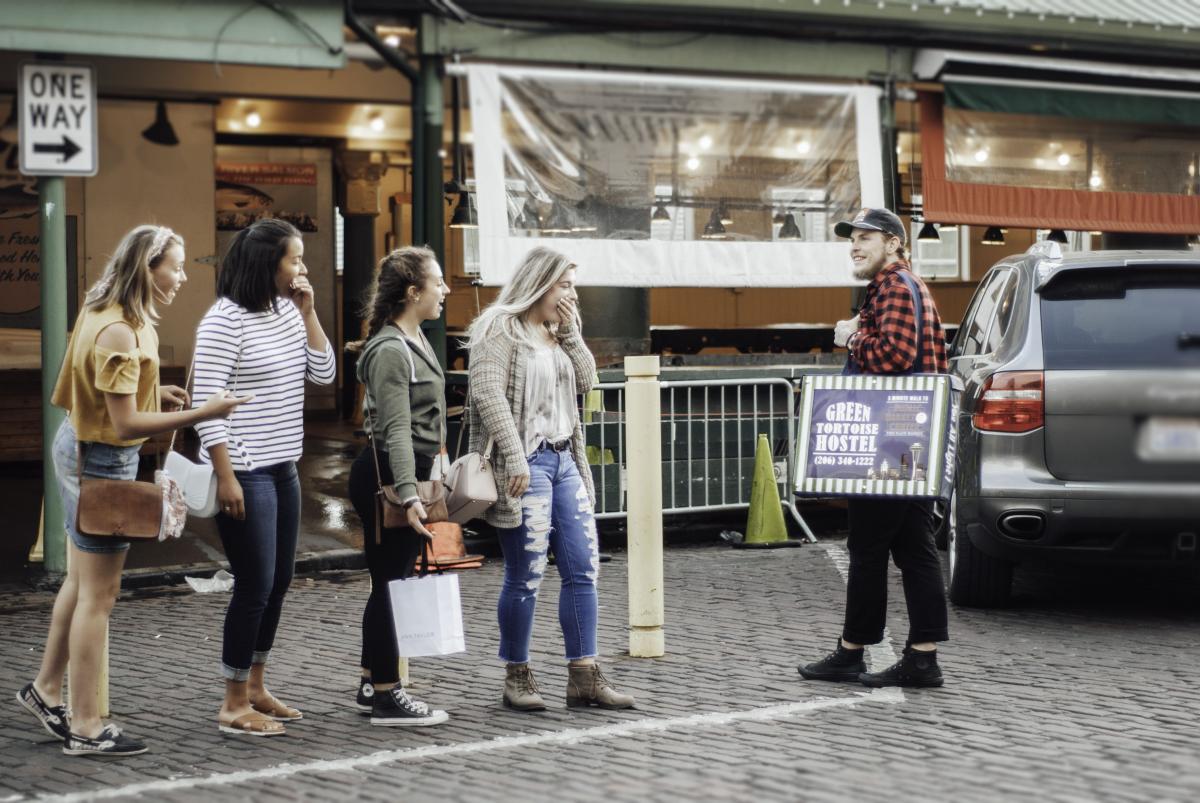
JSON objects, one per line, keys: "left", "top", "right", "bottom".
{"left": 33, "top": 135, "right": 81, "bottom": 163}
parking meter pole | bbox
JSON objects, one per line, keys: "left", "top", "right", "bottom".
{"left": 624, "top": 355, "right": 665, "bottom": 657}
{"left": 40, "top": 176, "right": 68, "bottom": 574}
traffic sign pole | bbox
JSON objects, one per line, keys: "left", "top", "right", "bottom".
{"left": 39, "top": 176, "right": 67, "bottom": 574}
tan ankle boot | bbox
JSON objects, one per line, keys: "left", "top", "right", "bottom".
{"left": 503, "top": 664, "right": 546, "bottom": 712}
{"left": 566, "top": 664, "right": 635, "bottom": 710}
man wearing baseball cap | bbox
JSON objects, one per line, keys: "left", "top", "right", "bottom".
{"left": 798, "top": 206, "right": 950, "bottom": 688}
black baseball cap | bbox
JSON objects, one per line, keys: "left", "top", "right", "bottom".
{"left": 834, "top": 207, "right": 906, "bottom": 244}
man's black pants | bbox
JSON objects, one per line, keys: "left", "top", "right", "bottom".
{"left": 842, "top": 497, "right": 949, "bottom": 646}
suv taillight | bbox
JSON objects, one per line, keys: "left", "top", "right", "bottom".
{"left": 973, "top": 371, "right": 1044, "bottom": 433}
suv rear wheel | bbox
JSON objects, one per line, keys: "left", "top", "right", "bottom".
{"left": 947, "top": 494, "right": 1014, "bottom": 607}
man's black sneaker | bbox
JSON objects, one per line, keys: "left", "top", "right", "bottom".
{"left": 859, "top": 647, "right": 944, "bottom": 688}
{"left": 798, "top": 642, "right": 867, "bottom": 682}
{"left": 16, "top": 682, "right": 70, "bottom": 740}
{"left": 62, "top": 724, "right": 148, "bottom": 757}
{"left": 370, "top": 687, "right": 449, "bottom": 727}
{"left": 355, "top": 680, "right": 374, "bottom": 713}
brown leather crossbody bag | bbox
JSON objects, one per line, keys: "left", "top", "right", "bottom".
{"left": 75, "top": 445, "right": 162, "bottom": 541}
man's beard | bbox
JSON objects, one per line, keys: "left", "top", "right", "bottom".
{"left": 852, "top": 253, "right": 886, "bottom": 281}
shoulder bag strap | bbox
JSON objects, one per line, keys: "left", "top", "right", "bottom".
{"left": 896, "top": 270, "right": 925, "bottom": 373}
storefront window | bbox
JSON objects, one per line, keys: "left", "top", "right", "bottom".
{"left": 944, "top": 107, "right": 1200, "bottom": 196}
{"left": 464, "top": 64, "right": 885, "bottom": 287}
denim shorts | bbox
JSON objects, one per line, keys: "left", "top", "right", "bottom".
{"left": 52, "top": 419, "right": 141, "bottom": 554}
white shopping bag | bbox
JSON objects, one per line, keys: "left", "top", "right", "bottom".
{"left": 388, "top": 571, "right": 466, "bottom": 658}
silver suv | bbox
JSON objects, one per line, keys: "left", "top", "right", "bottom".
{"left": 944, "top": 242, "right": 1200, "bottom": 606}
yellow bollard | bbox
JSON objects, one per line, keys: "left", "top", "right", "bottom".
{"left": 98, "top": 624, "right": 110, "bottom": 718}
{"left": 624, "top": 355, "right": 665, "bottom": 657}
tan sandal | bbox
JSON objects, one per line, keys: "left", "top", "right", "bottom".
{"left": 250, "top": 693, "right": 303, "bottom": 722}
{"left": 219, "top": 712, "right": 286, "bottom": 737}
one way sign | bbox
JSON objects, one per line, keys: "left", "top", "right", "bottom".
{"left": 19, "top": 62, "right": 98, "bottom": 177}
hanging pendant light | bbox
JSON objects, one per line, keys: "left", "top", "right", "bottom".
{"left": 701, "top": 208, "right": 726, "bottom": 239}
{"left": 570, "top": 200, "right": 597, "bottom": 233}
{"left": 717, "top": 200, "right": 732, "bottom": 226}
{"left": 778, "top": 213, "right": 802, "bottom": 241}
{"left": 652, "top": 202, "right": 671, "bottom": 222}
{"left": 541, "top": 201, "right": 574, "bottom": 234}
{"left": 142, "top": 100, "right": 179, "bottom": 146}
{"left": 448, "top": 191, "right": 477, "bottom": 229}
{"left": 982, "top": 226, "right": 1005, "bottom": 245}
{"left": 1047, "top": 229, "right": 1069, "bottom": 244}
{"left": 917, "top": 221, "right": 940, "bottom": 242}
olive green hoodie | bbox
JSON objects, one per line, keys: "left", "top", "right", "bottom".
{"left": 358, "top": 324, "right": 445, "bottom": 501}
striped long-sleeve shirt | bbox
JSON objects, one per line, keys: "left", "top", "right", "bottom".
{"left": 193, "top": 297, "right": 336, "bottom": 471}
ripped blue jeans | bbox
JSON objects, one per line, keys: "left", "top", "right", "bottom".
{"left": 497, "top": 444, "right": 600, "bottom": 663}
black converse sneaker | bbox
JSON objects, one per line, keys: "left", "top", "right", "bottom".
{"left": 62, "top": 724, "right": 148, "bottom": 757}
{"left": 355, "top": 679, "right": 375, "bottom": 713}
{"left": 370, "top": 687, "right": 449, "bottom": 727}
{"left": 859, "top": 647, "right": 944, "bottom": 688}
{"left": 16, "top": 682, "right": 71, "bottom": 740}
{"left": 798, "top": 641, "right": 867, "bottom": 682}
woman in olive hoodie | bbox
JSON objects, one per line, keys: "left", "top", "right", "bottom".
{"left": 346, "top": 246, "right": 450, "bottom": 727}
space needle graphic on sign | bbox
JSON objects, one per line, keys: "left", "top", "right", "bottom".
{"left": 18, "top": 62, "right": 98, "bottom": 176}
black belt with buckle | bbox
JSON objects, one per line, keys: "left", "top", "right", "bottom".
{"left": 543, "top": 439, "right": 571, "bottom": 452}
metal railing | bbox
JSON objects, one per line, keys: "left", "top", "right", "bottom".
{"left": 582, "top": 377, "right": 815, "bottom": 541}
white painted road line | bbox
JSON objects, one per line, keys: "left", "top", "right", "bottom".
{"left": 37, "top": 689, "right": 904, "bottom": 803}
{"left": 819, "top": 542, "right": 902, "bottom": 668}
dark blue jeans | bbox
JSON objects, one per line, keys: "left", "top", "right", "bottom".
{"left": 497, "top": 445, "right": 600, "bottom": 663}
{"left": 215, "top": 461, "right": 300, "bottom": 681}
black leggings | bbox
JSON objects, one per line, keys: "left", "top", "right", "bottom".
{"left": 348, "top": 445, "right": 434, "bottom": 685}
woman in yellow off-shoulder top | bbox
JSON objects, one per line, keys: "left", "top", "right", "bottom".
{"left": 16, "top": 226, "right": 246, "bottom": 758}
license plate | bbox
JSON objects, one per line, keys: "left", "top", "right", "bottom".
{"left": 1138, "top": 417, "right": 1200, "bottom": 462}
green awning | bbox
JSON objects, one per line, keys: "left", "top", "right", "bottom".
{"left": 944, "top": 81, "right": 1200, "bottom": 128}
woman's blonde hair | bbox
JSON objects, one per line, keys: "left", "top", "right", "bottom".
{"left": 85, "top": 225, "right": 184, "bottom": 328}
{"left": 463, "top": 246, "right": 579, "bottom": 350}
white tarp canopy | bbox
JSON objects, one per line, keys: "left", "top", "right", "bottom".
{"left": 461, "top": 64, "right": 884, "bottom": 287}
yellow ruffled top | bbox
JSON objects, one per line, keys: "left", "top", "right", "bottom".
{"left": 51, "top": 304, "right": 160, "bottom": 446}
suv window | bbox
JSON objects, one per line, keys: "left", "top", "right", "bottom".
{"left": 955, "top": 269, "right": 1012, "bottom": 358}
{"left": 1040, "top": 266, "right": 1200, "bottom": 369}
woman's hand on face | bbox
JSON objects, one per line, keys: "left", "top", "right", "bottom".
{"left": 406, "top": 501, "right": 434, "bottom": 540}
{"left": 289, "top": 276, "right": 316, "bottom": 316}
{"left": 160, "top": 385, "right": 189, "bottom": 411}
{"left": 555, "top": 297, "right": 577, "bottom": 330}
{"left": 218, "top": 474, "right": 246, "bottom": 520}
{"left": 507, "top": 471, "right": 530, "bottom": 498}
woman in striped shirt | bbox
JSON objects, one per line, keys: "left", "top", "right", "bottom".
{"left": 193, "top": 218, "right": 335, "bottom": 737}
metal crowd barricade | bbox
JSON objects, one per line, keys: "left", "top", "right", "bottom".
{"left": 582, "top": 377, "right": 816, "bottom": 542}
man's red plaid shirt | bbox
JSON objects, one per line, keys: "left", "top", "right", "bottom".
{"left": 847, "top": 259, "right": 948, "bottom": 374}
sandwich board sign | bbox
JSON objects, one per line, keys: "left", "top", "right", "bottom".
{"left": 19, "top": 62, "right": 98, "bottom": 177}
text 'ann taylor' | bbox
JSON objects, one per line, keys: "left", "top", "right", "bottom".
{"left": 19, "top": 62, "right": 98, "bottom": 177}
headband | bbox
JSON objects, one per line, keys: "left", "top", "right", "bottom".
{"left": 149, "top": 226, "right": 177, "bottom": 261}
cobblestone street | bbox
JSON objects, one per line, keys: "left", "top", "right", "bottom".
{"left": 2, "top": 537, "right": 1198, "bottom": 802}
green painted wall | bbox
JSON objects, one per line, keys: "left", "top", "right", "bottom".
{"left": 0, "top": 0, "right": 345, "bottom": 69}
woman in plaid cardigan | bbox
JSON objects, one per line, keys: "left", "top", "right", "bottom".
{"left": 465, "top": 246, "right": 635, "bottom": 712}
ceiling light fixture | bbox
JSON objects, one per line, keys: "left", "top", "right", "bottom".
{"left": 652, "top": 202, "right": 671, "bottom": 222}
{"left": 698, "top": 135, "right": 713, "bottom": 151}
{"left": 1088, "top": 172, "right": 1102, "bottom": 188}
{"left": 1057, "top": 152, "right": 1071, "bottom": 167}
{"left": 142, "top": 100, "right": 179, "bottom": 146}
{"left": 1047, "top": 229, "right": 1069, "bottom": 244}
{"left": 245, "top": 109, "right": 262, "bottom": 129}
{"left": 917, "top": 221, "right": 940, "bottom": 242}
{"left": 701, "top": 208, "right": 726, "bottom": 239}
{"left": 717, "top": 200, "right": 732, "bottom": 226}
{"left": 974, "top": 148, "right": 989, "bottom": 163}
{"left": 686, "top": 156, "right": 700, "bottom": 172}
{"left": 982, "top": 226, "right": 1005, "bottom": 245}
{"left": 448, "top": 191, "right": 477, "bottom": 229}
{"left": 369, "top": 113, "right": 386, "bottom": 133}
{"left": 796, "top": 139, "right": 811, "bottom": 155}
{"left": 778, "top": 213, "right": 803, "bottom": 241}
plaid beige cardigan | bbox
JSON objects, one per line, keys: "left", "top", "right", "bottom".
{"left": 467, "top": 320, "right": 597, "bottom": 528}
